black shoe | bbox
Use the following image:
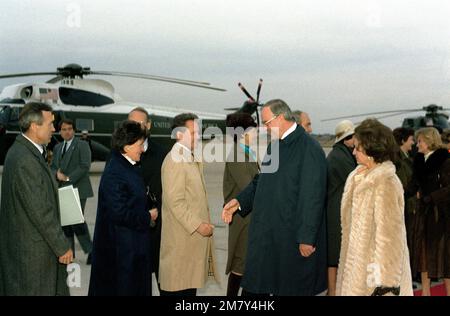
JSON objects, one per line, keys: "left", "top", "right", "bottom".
{"left": 86, "top": 253, "right": 92, "bottom": 265}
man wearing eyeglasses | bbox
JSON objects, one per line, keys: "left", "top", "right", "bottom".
{"left": 222, "top": 99, "right": 328, "bottom": 296}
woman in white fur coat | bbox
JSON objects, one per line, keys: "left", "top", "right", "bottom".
{"left": 336, "top": 119, "right": 413, "bottom": 296}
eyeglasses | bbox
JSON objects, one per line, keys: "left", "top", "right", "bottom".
{"left": 262, "top": 115, "right": 278, "bottom": 126}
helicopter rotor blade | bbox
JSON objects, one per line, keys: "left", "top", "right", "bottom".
{"left": 91, "top": 70, "right": 211, "bottom": 86}
{"left": 89, "top": 71, "right": 226, "bottom": 91}
{"left": 46, "top": 76, "right": 63, "bottom": 84}
{"left": 238, "top": 83, "right": 255, "bottom": 102}
{"left": 256, "top": 79, "right": 263, "bottom": 104}
{"left": 369, "top": 111, "right": 423, "bottom": 120}
{"left": 321, "top": 109, "right": 423, "bottom": 122}
{"left": 0, "top": 72, "right": 58, "bottom": 79}
{"left": 224, "top": 107, "right": 241, "bottom": 111}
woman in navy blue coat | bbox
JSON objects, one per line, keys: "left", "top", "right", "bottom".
{"left": 89, "top": 121, "right": 152, "bottom": 296}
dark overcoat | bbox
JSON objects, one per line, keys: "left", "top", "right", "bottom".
{"left": 326, "top": 142, "right": 356, "bottom": 266}
{"left": 237, "top": 126, "right": 328, "bottom": 295}
{"left": 409, "top": 148, "right": 450, "bottom": 278}
{"left": 0, "top": 135, "right": 70, "bottom": 295}
{"left": 138, "top": 138, "right": 168, "bottom": 276}
{"left": 88, "top": 150, "right": 151, "bottom": 296}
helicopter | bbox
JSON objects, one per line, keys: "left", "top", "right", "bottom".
{"left": 322, "top": 104, "right": 450, "bottom": 132}
{"left": 0, "top": 63, "right": 256, "bottom": 164}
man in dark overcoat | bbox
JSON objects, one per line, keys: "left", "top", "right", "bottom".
{"left": 222, "top": 99, "right": 328, "bottom": 296}
{"left": 128, "top": 107, "right": 168, "bottom": 291}
{"left": 0, "top": 102, "right": 73, "bottom": 296}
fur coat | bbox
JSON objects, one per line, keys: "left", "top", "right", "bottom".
{"left": 336, "top": 161, "right": 413, "bottom": 296}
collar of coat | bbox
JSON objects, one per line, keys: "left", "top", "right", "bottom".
{"left": 17, "top": 134, "right": 46, "bottom": 162}
{"left": 413, "top": 148, "right": 449, "bottom": 176}
{"left": 171, "top": 142, "right": 199, "bottom": 163}
{"left": 111, "top": 149, "right": 139, "bottom": 169}
{"left": 349, "top": 161, "right": 397, "bottom": 193}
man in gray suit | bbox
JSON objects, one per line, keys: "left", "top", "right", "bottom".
{"left": 51, "top": 118, "right": 94, "bottom": 263}
{"left": 0, "top": 102, "right": 73, "bottom": 295}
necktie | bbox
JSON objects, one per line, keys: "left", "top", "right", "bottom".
{"left": 42, "top": 147, "right": 47, "bottom": 161}
{"left": 62, "top": 142, "right": 67, "bottom": 158}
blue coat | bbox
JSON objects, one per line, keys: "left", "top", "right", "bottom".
{"left": 237, "top": 125, "right": 328, "bottom": 295}
{"left": 88, "top": 150, "right": 151, "bottom": 296}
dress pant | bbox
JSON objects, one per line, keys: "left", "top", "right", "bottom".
{"left": 63, "top": 198, "right": 93, "bottom": 256}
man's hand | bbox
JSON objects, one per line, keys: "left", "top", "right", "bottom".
{"left": 58, "top": 249, "right": 73, "bottom": 265}
{"left": 56, "top": 169, "right": 69, "bottom": 182}
{"left": 299, "top": 244, "right": 316, "bottom": 257}
{"left": 222, "top": 199, "right": 240, "bottom": 224}
{"left": 149, "top": 208, "right": 158, "bottom": 221}
{"left": 196, "top": 222, "right": 215, "bottom": 237}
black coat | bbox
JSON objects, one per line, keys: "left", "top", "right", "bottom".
{"left": 237, "top": 126, "right": 328, "bottom": 295}
{"left": 409, "top": 148, "right": 450, "bottom": 277}
{"left": 88, "top": 150, "right": 151, "bottom": 296}
{"left": 326, "top": 142, "right": 356, "bottom": 266}
{"left": 138, "top": 138, "right": 168, "bottom": 276}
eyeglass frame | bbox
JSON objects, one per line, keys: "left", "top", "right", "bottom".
{"left": 262, "top": 115, "right": 279, "bottom": 126}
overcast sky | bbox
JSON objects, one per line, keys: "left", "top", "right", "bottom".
{"left": 2, "top": 0, "right": 450, "bottom": 133}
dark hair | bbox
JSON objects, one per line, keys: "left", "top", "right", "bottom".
{"left": 171, "top": 113, "right": 199, "bottom": 131}
{"left": 19, "top": 102, "right": 53, "bottom": 132}
{"left": 355, "top": 118, "right": 398, "bottom": 163}
{"left": 111, "top": 120, "right": 146, "bottom": 153}
{"left": 59, "top": 118, "right": 75, "bottom": 130}
{"left": 226, "top": 112, "right": 257, "bottom": 143}
{"left": 392, "top": 127, "right": 414, "bottom": 146}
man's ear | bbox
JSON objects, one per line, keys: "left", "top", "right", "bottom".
{"left": 29, "top": 122, "right": 37, "bottom": 133}
{"left": 147, "top": 121, "right": 152, "bottom": 130}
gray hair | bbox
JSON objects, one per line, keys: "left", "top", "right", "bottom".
{"left": 263, "top": 99, "right": 295, "bottom": 122}
{"left": 19, "top": 102, "right": 53, "bottom": 132}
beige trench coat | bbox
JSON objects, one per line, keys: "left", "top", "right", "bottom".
{"left": 336, "top": 161, "right": 413, "bottom": 296}
{"left": 159, "top": 143, "right": 218, "bottom": 291}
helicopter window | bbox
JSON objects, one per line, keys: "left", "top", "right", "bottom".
{"left": 76, "top": 119, "right": 94, "bottom": 132}
{"left": 8, "top": 107, "right": 20, "bottom": 125}
{"left": 59, "top": 87, "right": 114, "bottom": 106}
{"left": 0, "top": 106, "right": 10, "bottom": 124}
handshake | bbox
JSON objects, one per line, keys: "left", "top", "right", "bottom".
{"left": 221, "top": 198, "right": 240, "bottom": 224}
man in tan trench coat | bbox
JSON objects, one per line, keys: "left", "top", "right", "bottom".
{"left": 159, "top": 113, "right": 218, "bottom": 296}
